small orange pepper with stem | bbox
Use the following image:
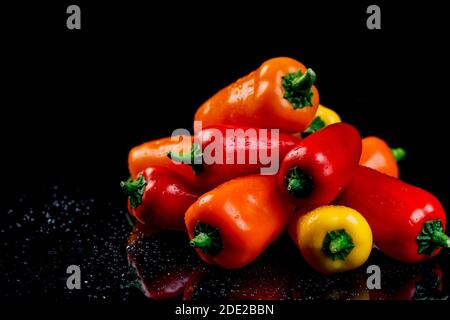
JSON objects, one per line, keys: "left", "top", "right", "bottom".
{"left": 185, "top": 175, "right": 295, "bottom": 269}
{"left": 194, "top": 57, "right": 319, "bottom": 133}
{"left": 360, "top": 136, "right": 406, "bottom": 178}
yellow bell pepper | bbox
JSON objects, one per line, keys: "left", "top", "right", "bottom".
{"left": 288, "top": 205, "right": 372, "bottom": 273}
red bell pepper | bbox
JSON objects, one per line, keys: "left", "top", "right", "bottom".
{"left": 168, "top": 125, "right": 301, "bottom": 191}
{"left": 336, "top": 166, "right": 450, "bottom": 263}
{"left": 121, "top": 166, "right": 199, "bottom": 231}
{"left": 277, "top": 123, "right": 362, "bottom": 208}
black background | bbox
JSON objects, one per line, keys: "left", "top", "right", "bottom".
{"left": 2, "top": 1, "right": 449, "bottom": 205}
{"left": 1, "top": 0, "right": 449, "bottom": 308}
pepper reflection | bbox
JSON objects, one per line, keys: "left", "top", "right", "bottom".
{"left": 126, "top": 224, "right": 448, "bottom": 300}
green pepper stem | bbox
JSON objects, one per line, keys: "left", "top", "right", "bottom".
{"left": 168, "top": 151, "right": 191, "bottom": 163}
{"left": 168, "top": 143, "right": 204, "bottom": 175}
{"left": 190, "top": 232, "right": 212, "bottom": 249}
{"left": 291, "top": 68, "right": 316, "bottom": 90}
{"left": 303, "top": 116, "right": 326, "bottom": 135}
{"left": 391, "top": 147, "right": 406, "bottom": 162}
{"left": 417, "top": 219, "right": 450, "bottom": 255}
{"left": 120, "top": 175, "right": 147, "bottom": 209}
{"left": 120, "top": 180, "right": 138, "bottom": 194}
{"left": 282, "top": 68, "right": 316, "bottom": 109}
{"left": 329, "top": 236, "right": 351, "bottom": 254}
{"left": 190, "top": 222, "right": 223, "bottom": 256}
{"left": 322, "top": 229, "right": 355, "bottom": 261}
{"left": 431, "top": 230, "right": 450, "bottom": 248}
{"left": 284, "top": 167, "right": 313, "bottom": 198}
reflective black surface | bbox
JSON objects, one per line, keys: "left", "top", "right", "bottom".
{"left": 1, "top": 185, "right": 448, "bottom": 301}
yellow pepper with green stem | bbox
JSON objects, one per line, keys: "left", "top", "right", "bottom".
{"left": 288, "top": 205, "right": 373, "bottom": 273}
{"left": 315, "top": 104, "right": 341, "bottom": 125}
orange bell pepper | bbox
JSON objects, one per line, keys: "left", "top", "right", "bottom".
{"left": 194, "top": 57, "right": 319, "bottom": 133}
{"left": 128, "top": 135, "right": 195, "bottom": 183}
{"left": 360, "top": 136, "right": 406, "bottom": 178}
{"left": 185, "top": 175, "right": 295, "bottom": 269}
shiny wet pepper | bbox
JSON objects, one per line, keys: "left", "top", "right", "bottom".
{"left": 278, "top": 123, "right": 362, "bottom": 208}
{"left": 195, "top": 57, "right": 319, "bottom": 133}
{"left": 289, "top": 205, "right": 373, "bottom": 273}
{"left": 185, "top": 175, "right": 295, "bottom": 269}
{"left": 336, "top": 166, "right": 449, "bottom": 263}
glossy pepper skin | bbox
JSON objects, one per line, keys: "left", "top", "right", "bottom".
{"left": 278, "top": 123, "right": 362, "bottom": 208}
{"left": 121, "top": 166, "right": 199, "bottom": 231}
{"left": 289, "top": 205, "right": 372, "bottom": 273}
{"left": 194, "top": 57, "right": 319, "bottom": 133}
{"left": 185, "top": 175, "right": 295, "bottom": 269}
{"left": 336, "top": 166, "right": 450, "bottom": 263}
{"left": 168, "top": 125, "right": 301, "bottom": 191}
{"left": 128, "top": 135, "right": 195, "bottom": 183}
{"left": 360, "top": 136, "right": 406, "bottom": 178}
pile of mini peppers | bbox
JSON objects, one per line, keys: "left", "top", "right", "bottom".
{"left": 122, "top": 57, "right": 449, "bottom": 276}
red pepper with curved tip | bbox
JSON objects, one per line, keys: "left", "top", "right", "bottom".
{"left": 168, "top": 125, "right": 301, "bottom": 191}
{"left": 277, "top": 123, "right": 362, "bottom": 208}
{"left": 336, "top": 166, "right": 450, "bottom": 263}
{"left": 121, "top": 166, "right": 199, "bottom": 231}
